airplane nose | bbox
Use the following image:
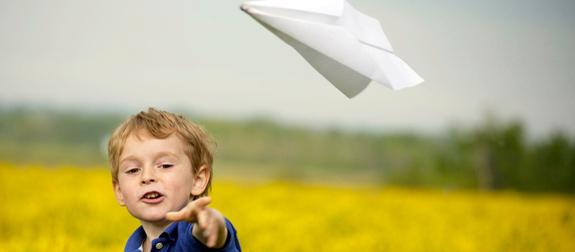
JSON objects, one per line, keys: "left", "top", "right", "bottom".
{"left": 240, "top": 3, "right": 251, "bottom": 13}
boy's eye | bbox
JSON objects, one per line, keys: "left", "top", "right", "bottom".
{"left": 159, "top": 164, "right": 173, "bottom": 169}
{"left": 125, "top": 168, "right": 140, "bottom": 174}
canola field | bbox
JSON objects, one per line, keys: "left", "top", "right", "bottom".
{"left": 1, "top": 163, "right": 574, "bottom": 252}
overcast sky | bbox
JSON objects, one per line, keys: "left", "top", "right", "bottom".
{"left": 1, "top": 0, "right": 574, "bottom": 137}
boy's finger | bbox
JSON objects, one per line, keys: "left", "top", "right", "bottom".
{"left": 165, "top": 197, "right": 211, "bottom": 222}
{"left": 207, "top": 216, "right": 223, "bottom": 248}
{"left": 204, "top": 218, "right": 215, "bottom": 247}
{"left": 166, "top": 202, "right": 196, "bottom": 221}
{"left": 165, "top": 209, "right": 189, "bottom": 221}
{"left": 197, "top": 208, "right": 210, "bottom": 229}
{"left": 194, "top": 196, "right": 212, "bottom": 209}
{"left": 207, "top": 230, "right": 216, "bottom": 248}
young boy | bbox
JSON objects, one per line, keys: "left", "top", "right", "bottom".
{"left": 108, "top": 108, "right": 241, "bottom": 252}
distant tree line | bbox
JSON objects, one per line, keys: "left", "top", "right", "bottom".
{"left": 444, "top": 114, "right": 575, "bottom": 193}
{"left": 0, "top": 107, "right": 573, "bottom": 193}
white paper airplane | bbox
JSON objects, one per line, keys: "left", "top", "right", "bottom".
{"left": 241, "top": 0, "right": 423, "bottom": 98}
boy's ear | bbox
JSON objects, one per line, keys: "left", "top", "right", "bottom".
{"left": 113, "top": 181, "right": 126, "bottom": 206}
{"left": 191, "top": 165, "right": 210, "bottom": 197}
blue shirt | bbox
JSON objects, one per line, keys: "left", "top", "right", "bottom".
{"left": 124, "top": 219, "right": 241, "bottom": 252}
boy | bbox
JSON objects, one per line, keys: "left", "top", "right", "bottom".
{"left": 108, "top": 108, "right": 241, "bottom": 252}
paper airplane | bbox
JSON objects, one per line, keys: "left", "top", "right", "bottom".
{"left": 241, "top": 0, "right": 423, "bottom": 98}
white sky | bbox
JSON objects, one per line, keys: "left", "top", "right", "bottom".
{"left": 1, "top": 0, "right": 574, "bottom": 137}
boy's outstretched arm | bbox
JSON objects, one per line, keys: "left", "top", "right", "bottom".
{"left": 165, "top": 197, "right": 228, "bottom": 248}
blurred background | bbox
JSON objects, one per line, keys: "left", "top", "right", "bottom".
{"left": 1, "top": 0, "right": 574, "bottom": 251}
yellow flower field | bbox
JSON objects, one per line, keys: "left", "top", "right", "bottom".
{"left": 1, "top": 163, "right": 574, "bottom": 252}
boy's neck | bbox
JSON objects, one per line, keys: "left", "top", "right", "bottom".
{"left": 141, "top": 220, "right": 173, "bottom": 250}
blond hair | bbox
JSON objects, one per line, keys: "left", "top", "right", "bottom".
{"left": 108, "top": 108, "right": 214, "bottom": 197}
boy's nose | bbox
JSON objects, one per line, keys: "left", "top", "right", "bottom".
{"left": 140, "top": 167, "right": 157, "bottom": 184}
{"left": 141, "top": 177, "right": 156, "bottom": 184}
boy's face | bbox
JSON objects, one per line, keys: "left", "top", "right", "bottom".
{"left": 113, "top": 131, "right": 201, "bottom": 224}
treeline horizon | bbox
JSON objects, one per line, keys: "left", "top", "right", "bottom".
{"left": 0, "top": 106, "right": 573, "bottom": 194}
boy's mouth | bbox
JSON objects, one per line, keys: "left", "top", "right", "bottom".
{"left": 141, "top": 191, "right": 164, "bottom": 203}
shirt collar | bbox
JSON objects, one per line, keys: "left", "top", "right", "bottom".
{"left": 125, "top": 222, "right": 180, "bottom": 252}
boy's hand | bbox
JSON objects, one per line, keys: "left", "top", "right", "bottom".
{"left": 165, "top": 197, "right": 228, "bottom": 248}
